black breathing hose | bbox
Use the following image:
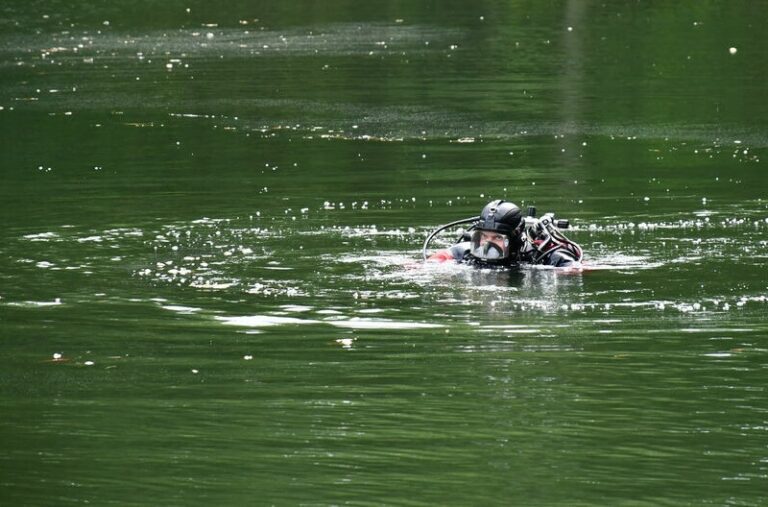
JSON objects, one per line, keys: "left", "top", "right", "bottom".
{"left": 422, "top": 216, "right": 479, "bottom": 260}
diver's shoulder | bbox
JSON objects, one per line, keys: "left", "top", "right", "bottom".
{"left": 521, "top": 247, "right": 580, "bottom": 268}
{"left": 440, "top": 242, "right": 473, "bottom": 262}
{"left": 545, "top": 249, "right": 581, "bottom": 268}
{"left": 426, "top": 242, "right": 471, "bottom": 263}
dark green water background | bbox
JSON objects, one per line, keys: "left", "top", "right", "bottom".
{"left": 2, "top": 1, "right": 768, "bottom": 505}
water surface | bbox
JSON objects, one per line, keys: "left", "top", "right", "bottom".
{"left": 2, "top": 1, "right": 768, "bottom": 505}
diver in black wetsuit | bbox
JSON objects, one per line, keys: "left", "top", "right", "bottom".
{"left": 424, "top": 200, "right": 582, "bottom": 268}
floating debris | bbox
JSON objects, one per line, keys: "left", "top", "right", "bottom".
{"left": 335, "top": 337, "right": 356, "bottom": 348}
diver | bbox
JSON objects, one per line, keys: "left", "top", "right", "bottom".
{"left": 423, "top": 199, "right": 583, "bottom": 268}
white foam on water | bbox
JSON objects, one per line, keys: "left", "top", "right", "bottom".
{"left": 189, "top": 281, "right": 238, "bottom": 290}
{"left": 218, "top": 315, "right": 320, "bottom": 327}
{"left": 481, "top": 324, "right": 555, "bottom": 332}
{"left": 478, "top": 327, "right": 543, "bottom": 334}
{"left": 280, "top": 305, "right": 313, "bottom": 313}
{"left": 217, "top": 314, "right": 441, "bottom": 330}
{"left": 77, "top": 235, "right": 104, "bottom": 243}
{"left": 161, "top": 305, "right": 202, "bottom": 314}
{"left": 7, "top": 298, "right": 63, "bottom": 307}
{"left": 325, "top": 317, "right": 443, "bottom": 330}
{"left": 22, "top": 232, "right": 60, "bottom": 241}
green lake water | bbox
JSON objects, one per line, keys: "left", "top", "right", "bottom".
{"left": 1, "top": 1, "right": 767, "bottom": 505}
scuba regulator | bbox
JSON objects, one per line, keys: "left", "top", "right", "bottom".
{"left": 520, "top": 206, "right": 583, "bottom": 264}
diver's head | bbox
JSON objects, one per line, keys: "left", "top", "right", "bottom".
{"left": 469, "top": 200, "right": 523, "bottom": 265}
